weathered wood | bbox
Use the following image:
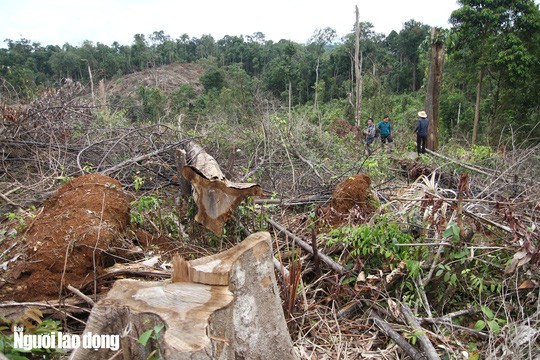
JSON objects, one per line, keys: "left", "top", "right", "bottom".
{"left": 66, "top": 285, "right": 95, "bottom": 306}
{"left": 425, "top": 149, "right": 495, "bottom": 177}
{"left": 424, "top": 27, "right": 445, "bottom": 151}
{"left": 69, "top": 232, "right": 297, "bottom": 360}
{"left": 402, "top": 303, "right": 441, "bottom": 360}
{"left": 268, "top": 218, "right": 346, "bottom": 274}
{"left": 369, "top": 310, "right": 426, "bottom": 360}
{"left": 174, "top": 148, "right": 192, "bottom": 202}
{"left": 101, "top": 143, "right": 181, "bottom": 175}
{"left": 180, "top": 141, "right": 262, "bottom": 235}
{"left": 273, "top": 257, "right": 291, "bottom": 281}
{"left": 354, "top": 5, "right": 362, "bottom": 127}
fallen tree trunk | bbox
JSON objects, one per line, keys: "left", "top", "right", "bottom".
{"left": 69, "top": 232, "right": 297, "bottom": 360}
{"left": 179, "top": 141, "right": 262, "bottom": 235}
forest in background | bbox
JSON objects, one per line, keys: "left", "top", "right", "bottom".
{"left": 1, "top": 0, "right": 540, "bottom": 359}
{"left": 1, "top": 0, "right": 539, "bottom": 146}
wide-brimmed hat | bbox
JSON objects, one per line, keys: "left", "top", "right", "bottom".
{"left": 418, "top": 111, "right": 427, "bottom": 118}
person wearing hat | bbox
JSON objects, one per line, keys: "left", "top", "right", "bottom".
{"left": 414, "top": 111, "right": 429, "bottom": 154}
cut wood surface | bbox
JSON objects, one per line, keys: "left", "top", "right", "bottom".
{"left": 179, "top": 141, "right": 262, "bottom": 235}
{"left": 69, "top": 232, "right": 297, "bottom": 360}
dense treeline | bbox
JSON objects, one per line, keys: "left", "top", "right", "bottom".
{"left": 1, "top": 0, "right": 539, "bottom": 145}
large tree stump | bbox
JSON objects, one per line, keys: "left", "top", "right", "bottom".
{"left": 69, "top": 232, "right": 297, "bottom": 360}
{"left": 179, "top": 141, "right": 262, "bottom": 235}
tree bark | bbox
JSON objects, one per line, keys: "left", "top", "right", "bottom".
{"left": 175, "top": 148, "right": 192, "bottom": 203}
{"left": 315, "top": 57, "right": 322, "bottom": 134}
{"left": 402, "top": 303, "right": 441, "bottom": 360}
{"left": 472, "top": 67, "right": 483, "bottom": 146}
{"left": 369, "top": 310, "right": 426, "bottom": 360}
{"left": 268, "top": 219, "right": 346, "bottom": 274}
{"left": 69, "top": 232, "right": 297, "bottom": 360}
{"left": 354, "top": 6, "right": 362, "bottom": 127}
{"left": 424, "top": 27, "right": 445, "bottom": 151}
{"left": 180, "top": 141, "right": 262, "bottom": 235}
{"left": 288, "top": 81, "right": 292, "bottom": 125}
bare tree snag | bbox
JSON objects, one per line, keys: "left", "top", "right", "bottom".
{"left": 354, "top": 5, "right": 363, "bottom": 127}
{"left": 69, "top": 232, "right": 297, "bottom": 360}
{"left": 472, "top": 67, "right": 483, "bottom": 146}
{"left": 424, "top": 27, "right": 445, "bottom": 151}
{"left": 179, "top": 141, "right": 262, "bottom": 235}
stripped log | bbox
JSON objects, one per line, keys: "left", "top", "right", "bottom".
{"left": 69, "top": 232, "right": 297, "bottom": 360}
{"left": 268, "top": 218, "right": 346, "bottom": 274}
{"left": 402, "top": 303, "right": 441, "bottom": 360}
{"left": 179, "top": 141, "right": 262, "bottom": 235}
{"left": 369, "top": 310, "right": 426, "bottom": 360}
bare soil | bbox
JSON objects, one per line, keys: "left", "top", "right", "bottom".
{"left": 318, "top": 173, "right": 376, "bottom": 227}
{"left": 0, "top": 174, "right": 132, "bottom": 301}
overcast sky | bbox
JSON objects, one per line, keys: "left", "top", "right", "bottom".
{"left": 1, "top": 0, "right": 461, "bottom": 48}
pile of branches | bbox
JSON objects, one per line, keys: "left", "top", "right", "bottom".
{"left": 266, "top": 144, "right": 540, "bottom": 359}
{"left": 0, "top": 80, "right": 190, "bottom": 217}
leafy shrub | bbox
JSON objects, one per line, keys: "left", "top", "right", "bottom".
{"left": 0, "top": 309, "right": 64, "bottom": 359}
{"left": 327, "top": 216, "right": 421, "bottom": 277}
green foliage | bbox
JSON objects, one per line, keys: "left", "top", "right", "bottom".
{"left": 442, "top": 221, "right": 461, "bottom": 242}
{"left": 82, "top": 162, "right": 96, "bottom": 174}
{"left": 236, "top": 198, "right": 268, "bottom": 234}
{"left": 328, "top": 216, "right": 421, "bottom": 278}
{"left": 137, "top": 324, "right": 164, "bottom": 346}
{"left": 470, "top": 144, "right": 492, "bottom": 163}
{"left": 0, "top": 308, "right": 64, "bottom": 359}
{"left": 55, "top": 175, "right": 72, "bottom": 184}
{"left": 473, "top": 305, "right": 506, "bottom": 335}
{"left": 94, "top": 109, "right": 129, "bottom": 128}
{"left": 138, "top": 87, "right": 167, "bottom": 121}
{"left": 200, "top": 67, "right": 225, "bottom": 93}
{"left": 130, "top": 195, "right": 161, "bottom": 226}
{"left": 447, "top": 0, "right": 540, "bottom": 144}
{"left": 362, "top": 155, "right": 391, "bottom": 181}
{"left": 169, "top": 84, "right": 196, "bottom": 115}
{"left": 4, "top": 212, "right": 27, "bottom": 232}
{"left": 133, "top": 175, "right": 145, "bottom": 192}
{"left": 137, "top": 323, "right": 165, "bottom": 360}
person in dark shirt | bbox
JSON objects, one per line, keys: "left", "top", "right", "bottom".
{"left": 414, "top": 111, "right": 429, "bottom": 154}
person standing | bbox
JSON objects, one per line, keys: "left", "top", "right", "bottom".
{"left": 363, "top": 118, "right": 376, "bottom": 155}
{"left": 377, "top": 115, "right": 393, "bottom": 152}
{"left": 414, "top": 111, "right": 429, "bottom": 154}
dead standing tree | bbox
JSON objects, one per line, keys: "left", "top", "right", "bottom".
{"left": 354, "top": 5, "right": 363, "bottom": 128}
{"left": 424, "top": 27, "right": 445, "bottom": 151}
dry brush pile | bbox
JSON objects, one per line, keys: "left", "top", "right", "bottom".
{"left": 1, "top": 78, "right": 539, "bottom": 359}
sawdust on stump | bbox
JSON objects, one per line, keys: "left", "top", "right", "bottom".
{"left": 0, "top": 174, "right": 132, "bottom": 302}
{"left": 319, "top": 174, "right": 376, "bottom": 227}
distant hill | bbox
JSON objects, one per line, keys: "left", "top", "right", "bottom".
{"left": 102, "top": 62, "right": 204, "bottom": 98}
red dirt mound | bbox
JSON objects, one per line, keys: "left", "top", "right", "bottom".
{"left": 319, "top": 174, "right": 376, "bottom": 227}
{"left": 0, "top": 174, "right": 132, "bottom": 301}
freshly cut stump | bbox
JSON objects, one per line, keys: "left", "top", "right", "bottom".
{"left": 69, "top": 232, "right": 297, "bottom": 360}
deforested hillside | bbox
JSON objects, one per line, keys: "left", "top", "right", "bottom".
{"left": 1, "top": 1, "right": 540, "bottom": 357}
